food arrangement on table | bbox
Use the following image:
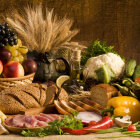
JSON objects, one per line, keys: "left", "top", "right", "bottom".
{"left": 0, "top": 4, "right": 140, "bottom": 139}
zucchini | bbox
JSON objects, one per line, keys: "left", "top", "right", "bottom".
{"left": 126, "top": 58, "right": 136, "bottom": 77}
{"left": 133, "top": 64, "right": 140, "bottom": 80}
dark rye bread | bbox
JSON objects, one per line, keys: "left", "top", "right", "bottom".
{"left": 22, "top": 83, "right": 46, "bottom": 106}
{"left": 45, "top": 85, "right": 57, "bottom": 105}
{"left": 0, "top": 83, "right": 47, "bottom": 114}
{"left": 0, "top": 95, "right": 26, "bottom": 114}
{"left": 58, "top": 88, "right": 69, "bottom": 101}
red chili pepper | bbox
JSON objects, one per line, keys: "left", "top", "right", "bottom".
{"left": 89, "top": 120, "right": 96, "bottom": 126}
{"left": 61, "top": 116, "right": 113, "bottom": 135}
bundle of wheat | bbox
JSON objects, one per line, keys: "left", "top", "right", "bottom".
{"left": 6, "top": 4, "right": 84, "bottom": 53}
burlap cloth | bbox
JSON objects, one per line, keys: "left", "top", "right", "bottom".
{"left": 0, "top": 133, "right": 139, "bottom": 140}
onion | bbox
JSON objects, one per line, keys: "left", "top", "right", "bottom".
{"left": 75, "top": 112, "right": 102, "bottom": 123}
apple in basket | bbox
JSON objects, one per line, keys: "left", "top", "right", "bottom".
{"left": 0, "top": 60, "right": 3, "bottom": 75}
{"left": 23, "top": 59, "right": 37, "bottom": 74}
{"left": 2, "top": 61, "right": 24, "bottom": 78}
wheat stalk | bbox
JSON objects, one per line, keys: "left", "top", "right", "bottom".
{"left": 6, "top": 4, "right": 80, "bottom": 53}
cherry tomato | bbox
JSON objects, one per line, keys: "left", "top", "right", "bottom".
{"left": 135, "top": 77, "right": 140, "bottom": 83}
{"left": 127, "top": 124, "right": 137, "bottom": 131}
{"left": 89, "top": 120, "right": 96, "bottom": 126}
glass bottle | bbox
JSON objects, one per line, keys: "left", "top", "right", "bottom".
{"left": 62, "top": 48, "right": 84, "bottom": 93}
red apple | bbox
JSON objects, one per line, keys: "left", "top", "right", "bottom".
{"left": 23, "top": 59, "right": 37, "bottom": 74}
{"left": 0, "top": 60, "right": 3, "bottom": 75}
{"left": 3, "top": 61, "right": 24, "bottom": 78}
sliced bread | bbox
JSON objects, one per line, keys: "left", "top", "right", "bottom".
{"left": 82, "top": 98, "right": 104, "bottom": 110}
{"left": 74, "top": 101, "right": 100, "bottom": 113}
{"left": 58, "top": 88, "right": 69, "bottom": 101}
{"left": 45, "top": 86, "right": 57, "bottom": 105}
{"left": 68, "top": 101, "right": 85, "bottom": 112}
{"left": 54, "top": 100, "right": 70, "bottom": 115}
{"left": 59, "top": 100, "right": 77, "bottom": 113}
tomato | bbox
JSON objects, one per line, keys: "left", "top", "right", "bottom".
{"left": 127, "top": 124, "right": 137, "bottom": 131}
{"left": 135, "top": 77, "right": 140, "bottom": 83}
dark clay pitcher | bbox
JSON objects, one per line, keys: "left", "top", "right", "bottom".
{"left": 28, "top": 51, "right": 70, "bottom": 82}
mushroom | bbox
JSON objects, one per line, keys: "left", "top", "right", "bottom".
{"left": 114, "top": 115, "right": 132, "bottom": 127}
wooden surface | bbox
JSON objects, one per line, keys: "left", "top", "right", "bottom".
{"left": 0, "top": 133, "right": 140, "bottom": 140}
{"left": 0, "top": 0, "right": 140, "bottom": 62}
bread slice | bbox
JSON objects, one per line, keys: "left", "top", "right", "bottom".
{"left": 20, "top": 84, "right": 41, "bottom": 103}
{"left": 74, "top": 101, "right": 100, "bottom": 113}
{"left": 31, "top": 83, "right": 47, "bottom": 106}
{"left": 90, "top": 84, "right": 118, "bottom": 107}
{"left": 68, "top": 101, "right": 85, "bottom": 112}
{"left": 59, "top": 100, "right": 77, "bottom": 113}
{"left": 54, "top": 100, "right": 70, "bottom": 115}
{"left": 45, "top": 86, "right": 57, "bottom": 105}
{"left": 82, "top": 98, "right": 104, "bottom": 110}
{"left": 58, "top": 88, "right": 69, "bottom": 101}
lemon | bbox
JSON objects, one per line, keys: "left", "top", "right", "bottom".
{"left": 56, "top": 75, "right": 70, "bottom": 88}
{"left": 0, "top": 111, "right": 7, "bottom": 122}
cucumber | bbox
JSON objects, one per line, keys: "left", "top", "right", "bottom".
{"left": 133, "top": 64, "right": 140, "bottom": 80}
{"left": 126, "top": 58, "right": 136, "bottom": 77}
{"left": 95, "top": 64, "right": 115, "bottom": 84}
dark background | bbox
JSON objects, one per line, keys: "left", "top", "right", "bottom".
{"left": 0, "top": 0, "right": 140, "bottom": 62}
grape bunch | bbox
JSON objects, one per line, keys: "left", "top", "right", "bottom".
{"left": 0, "top": 22, "right": 18, "bottom": 48}
{"left": 4, "top": 39, "right": 28, "bottom": 63}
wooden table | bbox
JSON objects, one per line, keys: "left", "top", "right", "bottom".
{"left": 0, "top": 133, "right": 139, "bottom": 140}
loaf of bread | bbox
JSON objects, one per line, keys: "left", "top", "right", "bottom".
{"left": 0, "top": 81, "right": 70, "bottom": 115}
{"left": 90, "top": 84, "right": 118, "bottom": 107}
{"left": 0, "top": 83, "right": 47, "bottom": 114}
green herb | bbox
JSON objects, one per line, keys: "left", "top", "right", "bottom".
{"left": 81, "top": 39, "right": 123, "bottom": 65}
{"left": 21, "top": 112, "right": 83, "bottom": 137}
{"left": 96, "top": 123, "right": 140, "bottom": 139}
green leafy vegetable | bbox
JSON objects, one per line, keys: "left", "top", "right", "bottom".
{"left": 96, "top": 122, "right": 140, "bottom": 139}
{"left": 81, "top": 39, "right": 123, "bottom": 65}
{"left": 21, "top": 112, "right": 83, "bottom": 137}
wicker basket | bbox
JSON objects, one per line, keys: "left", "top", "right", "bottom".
{"left": 0, "top": 73, "right": 35, "bottom": 92}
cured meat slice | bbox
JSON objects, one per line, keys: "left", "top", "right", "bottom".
{"left": 36, "top": 121, "right": 48, "bottom": 127}
{"left": 35, "top": 115, "right": 51, "bottom": 123}
{"left": 12, "top": 115, "right": 26, "bottom": 127}
{"left": 50, "top": 114, "right": 60, "bottom": 120}
{"left": 5, "top": 117, "right": 13, "bottom": 126}
{"left": 4, "top": 113, "right": 61, "bottom": 128}
{"left": 24, "top": 116, "right": 37, "bottom": 128}
{"left": 40, "top": 113, "right": 56, "bottom": 121}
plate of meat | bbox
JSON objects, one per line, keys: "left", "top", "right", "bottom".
{"left": 3, "top": 113, "right": 60, "bottom": 133}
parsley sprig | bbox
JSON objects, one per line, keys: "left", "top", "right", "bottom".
{"left": 81, "top": 40, "right": 124, "bottom": 65}
{"left": 21, "top": 111, "right": 83, "bottom": 137}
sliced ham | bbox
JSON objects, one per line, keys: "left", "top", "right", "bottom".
{"left": 36, "top": 121, "right": 48, "bottom": 127}
{"left": 12, "top": 115, "right": 26, "bottom": 128}
{"left": 35, "top": 115, "right": 51, "bottom": 123}
{"left": 24, "top": 116, "right": 37, "bottom": 128}
{"left": 5, "top": 113, "right": 60, "bottom": 128}
{"left": 40, "top": 113, "right": 59, "bottom": 121}
{"left": 5, "top": 117, "right": 13, "bottom": 126}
